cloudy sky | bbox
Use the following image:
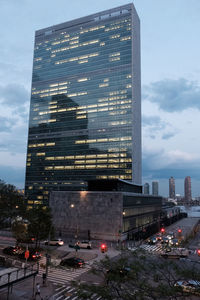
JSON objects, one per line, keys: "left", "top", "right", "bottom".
{"left": 0, "top": 0, "right": 200, "bottom": 197}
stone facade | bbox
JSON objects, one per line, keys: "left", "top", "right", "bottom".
{"left": 49, "top": 191, "right": 123, "bottom": 241}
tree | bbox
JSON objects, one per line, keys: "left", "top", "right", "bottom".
{"left": 11, "top": 219, "right": 28, "bottom": 245}
{"left": 73, "top": 250, "right": 200, "bottom": 299}
{"left": 0, "top": 180, "right": 26, "bottom": 227}
{"left": 26, "top": 206, "right": 53, "bottom": 248}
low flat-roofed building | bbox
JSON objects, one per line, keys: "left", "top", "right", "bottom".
{"left": 49, "top": 180, "right": 162, "bottom": 241}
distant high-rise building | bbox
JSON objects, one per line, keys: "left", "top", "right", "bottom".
{"left": 184, "top": 176, "right": 192, "bottom": 202}
{"left": 143, "top": 182, "right": 150, "bottom": 194}
{"left": 152, "top": 181, "right": 159, "bottom": 196}
{"left": 25, "top": 4, "right": 141, "bottom": 207}
{"left": 169, "top": 176, "right": 175, "bottom": 199}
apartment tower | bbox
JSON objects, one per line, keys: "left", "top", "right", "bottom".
{"left": 169, "top": 176, "right": 175, "bottom": 199}
{"left": 143, "top": 182, "right": 150, "bottom": 194}
{"left": 184, "top": 176, "right": 192, "bottom": 203}
{"left": 25, "top": 4, "right": 141, "bottom": 207}
{"left": 152, "top": 181, "right": 159, "bottom": 196}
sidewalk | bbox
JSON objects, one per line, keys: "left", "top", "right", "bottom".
{"left": 1, "top": 275, "right": 56, "bottom": 300}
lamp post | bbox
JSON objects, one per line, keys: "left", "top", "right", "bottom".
{"left": 70, "top": 204, "right": 78, "bottom": 242}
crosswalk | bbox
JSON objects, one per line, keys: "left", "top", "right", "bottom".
{"left": 128, "top": 243, "right": 163, "bottom": 254}
{"left": 140, "top": 244, "right": 163, "bottom": 253}
{"left": 38, "top": 257, "right": 91, "bottom": 285}
{"left": 51, "top": 285, "right": 103, "bottom": 300}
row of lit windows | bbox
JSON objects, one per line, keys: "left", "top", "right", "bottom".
{"left": 32, "top": 110, "right": 130, "bottom": 123}
{"left": 75, "top": 136, "right": 131, "bottom": 144}
{"left": 51, "top": 39, "right": 99, "bottom": 54}
{"left": 36, "top": 99, "right": 131, "bottom": 116}
{"left": 32, "top": 98, "right": 130, "bottom": 113}
{"left": 48, "top": 35, "right": 131, "bottom": 56}
{"left": 32, "top": 152, "right": 129, "bottom": 159}
{"left": 38, "top": 91, "right": 87, "bottom": 98}
{"left": 97, "top": 175, "right": 131, "bottom": 180}
{"left": 43, "top": 164, "right": 131, "bottom": 170}
{"left": 33, "top": 152, "right": 129, "bottom": 159}
{"left": 31, "top": 74, "right": 131, "bottom": 95}
{"left": 55, "top": 52, "right": 99, "bottom": 65}
{"left": 35, "top": 88, "right": 129, "bottom": 99}
{"left": 28, "top": 142, "right": 55, "bottom": 148}
{"left": 48, "top": 27, "right": 130, "bottom": 50}
{"left": 32, "top": 110, "right": 131, "bottom": 122}
{"left": 32, "top": 85, "right": 130, "bottom": 99}
{"left": 34, "top": 41, "right": 132, "bottom": 65}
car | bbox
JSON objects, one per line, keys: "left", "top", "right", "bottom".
{"left": 147, "top": 237, "right": 157, "bottom": 245}
{"left": 44, "top": 239, "right": 64, "bottom": 246}
{"left": 18, "top": 249, "right": 41, "bottom": 261}
{"left": 60, "top": 257, "right": 85, "bottom": 268}
{"left": 169, "top": 238, "right": 179, "bottom": 246}
{"left": 76, "top": 241, "right": 92, "bottom": 249}
{"left": 161, "top": 236, "right": 169, "bottom": 244}
{"left": 3, "top": 246, "right": 23, "bottom": 256}
{"left": 166, "top": 232, "right": 175, "bottom": 240}
{"left": 156, "top": 233, "right": 162, "bottom": 241}
{"left": 175, "top": 280, "right": 200, "bottom": 295}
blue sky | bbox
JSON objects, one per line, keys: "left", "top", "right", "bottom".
{"left": 0, "top": 0, "right": 200, "bottom": 197}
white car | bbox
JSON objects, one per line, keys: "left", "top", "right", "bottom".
{"left": 45, "top": 239, "right": 64, "bottom": 246}
{"left": 76, "top": 241, "right": 92, "bottom": 249}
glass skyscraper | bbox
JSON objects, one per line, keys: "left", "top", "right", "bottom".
{"left": 25, "top": 3, "right": 141, "bottom": 207}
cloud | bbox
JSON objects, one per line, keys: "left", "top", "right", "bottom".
{"left": 142, "top": 115, "right": 167, "bottom": 132}
{"left": 142, "top": 115, "right": 177, "bottom": 140}
{"left": 0, "top": 116, "right": 17, "bottom": 132}
{"left": 0, "top": 83, "right": 29, "bottom": 107}
{"left": 143, "top": 78, "right": 200, "bottom": 112}
{"left": 142, "top": 146, "right": 200, "bottom": 181}
{"left": 162, "top": 132, "right": 175, "bottom": 140}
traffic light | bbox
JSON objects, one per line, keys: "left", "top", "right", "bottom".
{"left": 178, "top": 228, "right": 182, "bottom": 233}
{"left": 197, "top": 249, "right": 200, "bottom": 256}
{"left": 100, "top": 243, "right": 107, "bottom": 253}
{"left": 161, "top": 228, "right": 165, "bottom": 234}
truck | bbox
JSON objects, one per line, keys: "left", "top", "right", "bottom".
{"left": 161, "top": 248, "right": 189, "bottom": 259}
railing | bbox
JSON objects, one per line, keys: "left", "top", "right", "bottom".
{"left": 0, "top": 262, "right": 38, "bottom": 289}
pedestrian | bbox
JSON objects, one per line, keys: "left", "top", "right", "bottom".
{"left": 35, "top": 283, "right": 41, "bottom": 299}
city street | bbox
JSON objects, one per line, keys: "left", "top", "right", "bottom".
{"left": 0, "top": 215, "right": 199, "bottom": 299}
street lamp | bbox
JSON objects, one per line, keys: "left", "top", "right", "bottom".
{"left": 70, "top": 203, "right": 78, "bottom": 241}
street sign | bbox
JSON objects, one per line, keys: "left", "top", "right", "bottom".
{"left": 25, "top": 250, "right": 29, "bottom": 259}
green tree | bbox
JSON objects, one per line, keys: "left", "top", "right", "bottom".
{"left": 0, "top": 180, "right": 26, "bottom": 227}
{"left": 26, "top": 206, "right": 53, "bottom": 248}
{"left": 11, "top": 219, "right": 28, "bottom": 245}
{"left": 73, "top": 250, "right": 200, "bottom": 299}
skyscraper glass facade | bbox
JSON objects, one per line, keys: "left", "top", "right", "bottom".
{"left": 25, "top": 4, "right": 141, "bottom": 207}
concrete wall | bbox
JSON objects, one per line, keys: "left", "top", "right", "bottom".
{"left": 49, "top": 191, "right": 123, "bottom": 241}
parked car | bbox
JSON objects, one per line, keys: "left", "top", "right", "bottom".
{"left": 44, "top": 239, "right": 64, "bottom": 246}
{"left": 60, "top": 257, "right": 85, "bottom": 268}
{"left": 175, "top": 280, "right": 200, "bottom": 295}
{"left": 3, "top": 246, "right": 23, "bottom": 256}
{"left": 147, "top": 237, "right": 157, "bottom": 245}
{"left": 76, "top": 241, "right": 92, "bottom": 249}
